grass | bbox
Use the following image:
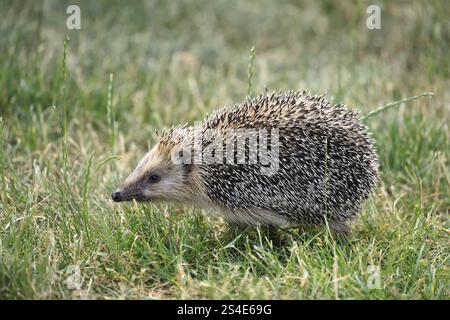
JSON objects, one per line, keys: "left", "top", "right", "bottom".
{"left": 0, "top": 0, "right": 448, "bottom": 299}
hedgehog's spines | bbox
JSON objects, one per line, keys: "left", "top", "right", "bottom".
{"left": 148, "top": 90, "right": 378, "bottom": 230}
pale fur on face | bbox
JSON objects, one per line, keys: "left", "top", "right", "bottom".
{"left": 114, "top": 143, "right": 193, "bottom": 203}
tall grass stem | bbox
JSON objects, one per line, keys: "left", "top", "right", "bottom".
{"left": 247, "top": 46, "right": 256, "bottom": 97}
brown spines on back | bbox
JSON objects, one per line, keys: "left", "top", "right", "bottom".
{"left": 196, "top": 90, "right": 378, "bottom": 227}
{"left": 202, "top": 90, "right": 360, "bottom": 133}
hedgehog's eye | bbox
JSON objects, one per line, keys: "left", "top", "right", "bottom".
{"left": 148, "top": 174, "right": 160, "bottom": 184}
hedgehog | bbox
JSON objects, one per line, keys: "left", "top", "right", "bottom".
{"left": 112, "top": 90, "right": 378, "bottom": 235}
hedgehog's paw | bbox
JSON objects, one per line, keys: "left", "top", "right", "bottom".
{"left": 329, "top": 220, "right": 351, "bottom": 238}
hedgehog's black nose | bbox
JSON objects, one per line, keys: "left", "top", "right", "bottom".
{"left": 111, "top": 190, "right": 122, "bottom": 202}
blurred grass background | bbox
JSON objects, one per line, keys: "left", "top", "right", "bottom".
{"left": 0, "top": 0, "right": 448, "bottom": 299}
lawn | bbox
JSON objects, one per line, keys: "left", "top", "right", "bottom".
{"left": 0, "top": 0, "right": 448, "bottom": 299}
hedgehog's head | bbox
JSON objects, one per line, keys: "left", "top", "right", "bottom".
{"left": 112, "top": 129, "right": 195, "bottom": 203}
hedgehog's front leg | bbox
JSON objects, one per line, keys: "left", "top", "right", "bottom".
{"left": 329, "top": 220, "right": 351, "bottom": 237}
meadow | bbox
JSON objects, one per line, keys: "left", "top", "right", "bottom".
{"left": 0, "top": 0, "right": 448, "bottom": 299}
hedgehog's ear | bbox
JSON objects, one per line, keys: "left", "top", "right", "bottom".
{"left": 182, "top": 162, "right": 193, "bottom": 174}
{"left": 171, "top": 146, "right": 193, "bottom": 174}
{"left": 180, "top": 148, "right": 193, "bottom": 174}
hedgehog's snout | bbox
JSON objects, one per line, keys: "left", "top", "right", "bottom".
{"left": 111, "top": 185, "right": 150, "bottom": 202}
{"left": 111, "top": 189, "right": 123, "bottom": 202}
